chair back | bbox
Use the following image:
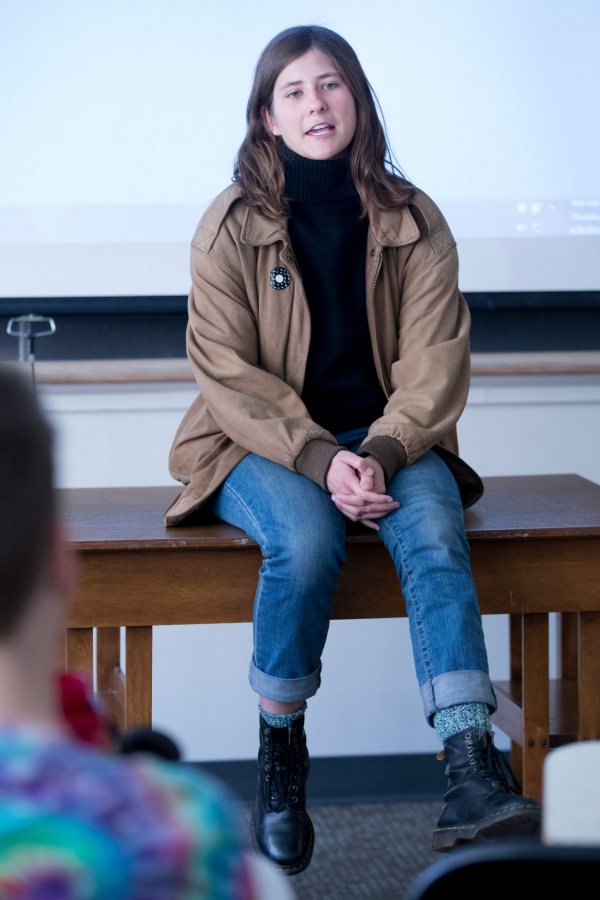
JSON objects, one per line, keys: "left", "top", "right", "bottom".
{"left": 407, "top": 840, "right": 600, "bottom": 899}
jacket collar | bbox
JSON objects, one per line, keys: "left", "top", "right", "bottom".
{"left": 241, "top": 205, "right": 288, "bottom": 246}
{"left": 240, "top": 199, "right": 420, "bottom": 248}
{"left": 369, "top": 205, "right": 420, "bottom": 247}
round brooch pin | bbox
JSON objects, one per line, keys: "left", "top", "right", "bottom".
{"left": 269, "top": 267, "right": 291, "bottom": 291}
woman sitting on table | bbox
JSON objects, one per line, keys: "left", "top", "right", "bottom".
{"left": 167, "top": 24, "right": 541, "bottom": 875}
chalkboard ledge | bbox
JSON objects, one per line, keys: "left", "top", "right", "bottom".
{"left": 6, "top": 352, "right": 600, "bottom": 385}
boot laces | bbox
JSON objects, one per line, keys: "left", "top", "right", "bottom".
{"left": 475, "top": 735, "right": 520, "bottom": 794}
{"left": 264, "top": 731, "right": 305, "bottom": 811}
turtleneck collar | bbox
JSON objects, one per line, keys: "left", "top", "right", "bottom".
{"left": 278, "top": 143, "right": 357, "bottom": 203}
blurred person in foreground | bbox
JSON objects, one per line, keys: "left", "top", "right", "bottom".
{"left": 0, "top": 365, "right": 291, "bottom": 899}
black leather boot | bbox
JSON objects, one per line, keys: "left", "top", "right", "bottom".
{"left": 432, "top": 727, "right": 541, "bottom": 852}
{"left": 251, "top": 713, "right": 314, "bottom": 876}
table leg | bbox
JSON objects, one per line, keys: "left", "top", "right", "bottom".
{"left": 65, "top": 628, "right": 93, "bottom": 680}
{"left": 578, "top": 611, "right": 600, "bottom": 740}
{"left": 124, "top": 626, "right": 153, "bottom": 731}
{"left": 521, "top": 613, "right": 549, "bottom": 801}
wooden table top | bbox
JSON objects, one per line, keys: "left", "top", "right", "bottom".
{"left": 58, "top": 474, "right": 600, "bottom": 551}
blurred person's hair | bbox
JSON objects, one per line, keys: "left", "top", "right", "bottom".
{"left": 0, "top": 366, "right": 55, "bottom": 636}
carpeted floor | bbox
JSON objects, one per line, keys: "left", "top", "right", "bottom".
{"left": 242, "top": 800, "right": 442, "bottom": 899}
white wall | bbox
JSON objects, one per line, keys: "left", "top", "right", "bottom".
{"left": 4, "top": 0, "right": 599, "bottom": 297}
{"left": 40, "top": 373, "right": 600, "bottom": 761}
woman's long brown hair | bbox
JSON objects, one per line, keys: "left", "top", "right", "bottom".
{"left": 233, "top": 25, "right": 414, "bottom": 219}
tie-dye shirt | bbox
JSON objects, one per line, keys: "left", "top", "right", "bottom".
{"left": 0, "top": 725, "right": 254, "bottom": 899}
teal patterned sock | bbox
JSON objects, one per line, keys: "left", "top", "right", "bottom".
{"left": 433, "top": 702, "right": 490, "bottom": 744}
{"left": 259, "top": 702, "right": 307, "bottom": 729}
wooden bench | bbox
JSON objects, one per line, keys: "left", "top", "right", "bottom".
{"left": 61, "top": 473, "right": 600, "bottom": 801}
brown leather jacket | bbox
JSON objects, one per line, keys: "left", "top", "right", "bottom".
{"left": 165, "top": 183, "right": 483, "bottom": 525}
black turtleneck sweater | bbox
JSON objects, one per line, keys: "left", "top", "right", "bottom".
{"left": 281, "top": 146, "right": 387, "bottom": 437}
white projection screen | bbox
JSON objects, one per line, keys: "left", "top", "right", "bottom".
{"left": 1, "top": 0, "right": 599, "bottom": 300}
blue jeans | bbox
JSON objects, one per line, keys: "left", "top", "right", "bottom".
{"left": 208, "top": 429, "right": 496, "bottom": 723}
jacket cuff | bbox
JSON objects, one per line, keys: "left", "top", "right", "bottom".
{"left": 295, "top": 439, "right": 341, "bottom": 491}
{"left": 358, "top": 436, "right": 407, "bottom": 484}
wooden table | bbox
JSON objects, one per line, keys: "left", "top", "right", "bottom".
{"left": 60, "top": 473, "right": 600, "bottom": 800}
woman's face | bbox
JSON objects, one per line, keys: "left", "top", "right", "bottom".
{"left": 264, "top": 48, "right": 357, "bottom": 161}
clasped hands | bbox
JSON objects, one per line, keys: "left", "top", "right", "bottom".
{"left": 326, "top": 450, "right": 400, "bottom": 531}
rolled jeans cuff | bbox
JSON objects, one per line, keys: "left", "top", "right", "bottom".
{"left": 420, "top": 669, "right": 498, "bottom": 726}
{"left": 249, "top": 659, "right": 322, "bottom": 702}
